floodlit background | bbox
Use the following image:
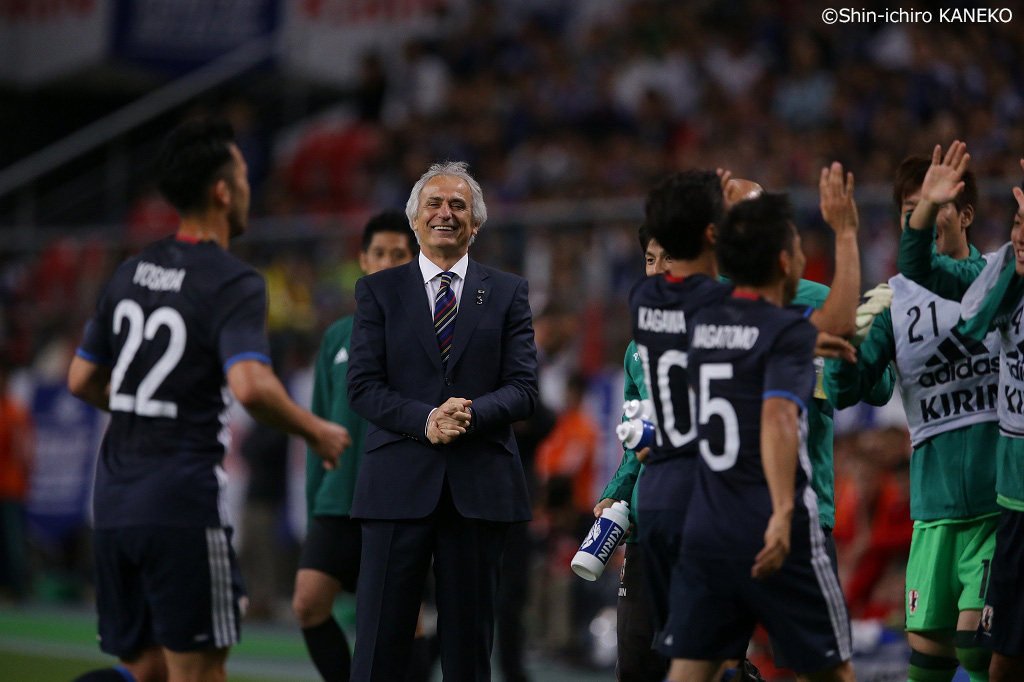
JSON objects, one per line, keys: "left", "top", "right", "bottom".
{"left": 3, "top": 1, "right": 1023, "bottom": 680}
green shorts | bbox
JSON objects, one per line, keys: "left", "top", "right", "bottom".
{"left": 905, "top": 515, "right": 999, "bottom": 632}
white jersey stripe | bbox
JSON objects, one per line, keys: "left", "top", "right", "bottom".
{"left": 206, "top": 528, "right": 238, "bottom": 648}
{"left": 206, "top": 528, "right": 225, "bottom": 646}
{"left": 797, "top": 423, "right": 852, "bottom": 661}
{"left": 219, "top": 529, "right": 238, "bottom": 647}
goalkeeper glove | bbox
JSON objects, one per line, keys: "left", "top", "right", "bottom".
{"left": 852, "top": 282, "right": 893, "bottom": 347}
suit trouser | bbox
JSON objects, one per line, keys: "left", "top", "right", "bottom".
{"left": 352, "top": 481, "right": 509, "bottom": 682}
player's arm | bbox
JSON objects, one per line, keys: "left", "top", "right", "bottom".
{"left": 958, "top": 174, "right": 1024, "bottom": 340}
{"left": 822, "top": 307, "right": 897, "bottom": 408}
{"left": 67, "top": 355, "right": 111, "bottom": 412}
{"left": 305, "top": 330, "right": 336, "bottom": 515}
{"left": 755, "top": 319, "right": 818, "bottom": 579}
{"left": 809, "top": 162, "right": 859, "bottom": 338}
{"left": 69, "top": 309, "right": 114, "bottom": 411}
{"left": 754, "top": 395, "right": 798, "bottom": 579}
{"left": 906, "top": 141, "right": 969, "bottom": 234}
{"left": 899, "top": 141, "right": 984, "bottom": 298}
{"left": 228, "top": 359, "right": 348, "bottom": 469}
{"left": 219, "top": 271, "right": 349, "bottom": 468}
{"left": 597, "top": 343, "right": 646, "bottom": 514}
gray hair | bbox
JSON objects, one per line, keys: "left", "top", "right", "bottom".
{"left": 405, "top": 161, "right": 487, "bottom": 244}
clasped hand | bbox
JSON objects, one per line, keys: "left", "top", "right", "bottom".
{"left": 427, "top": 397, "right": 473, "bottom": 445}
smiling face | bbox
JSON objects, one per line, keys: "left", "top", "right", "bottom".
{"left": 1012, "top": 202, "right": 1024, "bottom": 276}
{"left": 412, "top": 175, "right": 478, "bottom": 262}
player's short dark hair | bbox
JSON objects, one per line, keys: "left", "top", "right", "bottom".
{"left": 717, "top": 193, "right": 796, "bottom": 287}
{"left": 892, "top": 153, "right": 978, "bottom": 215}
{"left": 643, "top": 170, "right": 723, "bottom": 260}
{"left": 362, "top": 210, "right": 417, "bottom": 253}
{"left": 638, "top": 224, "right": 652, "bottom": 252}
{"left": 157, "top": 118, "right": 236, "bottom": 215}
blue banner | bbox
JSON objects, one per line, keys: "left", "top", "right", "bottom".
{"left": 112, "top": 0, "right": 277, "bottom": 72}
{"left": 25, "top": 381, "right": 102, "bottom": 545}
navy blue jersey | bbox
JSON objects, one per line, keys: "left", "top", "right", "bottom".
{"left": 78, "top": 236, "right": 271, "bottom": 528}
{"left": 629, "top": 274, "right": 732, "bottom": 463}
{"left": 682, "top": 294, "right": 818, "bottom": 561}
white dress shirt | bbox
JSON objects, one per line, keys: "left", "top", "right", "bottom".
{"left": 419, "top": 251, "right": 470, "bottom": 436}
{"left": 419, "top": 251, "right": 469, "bottom": 313}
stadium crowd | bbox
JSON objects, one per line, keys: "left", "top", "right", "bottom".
{"left": 3, "top": 1, "right": 1024, "bottom": 681}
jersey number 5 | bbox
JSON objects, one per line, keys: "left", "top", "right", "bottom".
{"left": 697, "top": 363, "right": 739, "bottom": 471}
{"left": 110, "top": 299, "right": 186, "bottom": 418}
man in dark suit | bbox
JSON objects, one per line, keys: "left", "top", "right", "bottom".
{"left": 347, "top": 161, "right": 538, "bottom": 682}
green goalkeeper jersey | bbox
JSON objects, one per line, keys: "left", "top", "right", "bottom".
{"left": 824, "top": 305, "right": 1000, "bottom": 520}
{"left": 305, "top": 315, "right": 367, "bottom": 518}
{"left": 953, "top": 239, "right": 1024, "bottom": 510}
{"left": 600, "top": 340, "right": 647, "bottom": 543}
{"left": 602, "top": 280, "right": 848, "bottom": 533}
{"left": 827, "top": 221, "right": 999, "bottom": 521}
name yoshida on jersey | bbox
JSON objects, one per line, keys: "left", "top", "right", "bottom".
{"left": 77, "top": 236, "right": 271, "bottom": 529}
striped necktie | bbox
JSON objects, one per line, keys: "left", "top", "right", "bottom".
{"left": 434, "top": 272, "right": 457, "bottom": 365}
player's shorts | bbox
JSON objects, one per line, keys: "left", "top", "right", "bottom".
{"left": 666, "top": 550, "right": 851, "bottom": 674}
{"left": 616, "top": 543, "right": 667, "bottom": 682}
{"left": 94, "top": 526, "right": 245, "bottom": 657}
{"left": 905, "top": 514, "right": 998, "bottom": 632}
{"left": 977, "top": 508, "right": 1024, "bottom": 656}
{"left": 638, "top": 508, "right": 688, "bottom": 638}
{"left": 298, "top": 514, "right": 361, "bottom": 590}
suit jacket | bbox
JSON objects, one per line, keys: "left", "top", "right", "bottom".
{"left": 347, "top": 258, "right": 537, "bottom": 522}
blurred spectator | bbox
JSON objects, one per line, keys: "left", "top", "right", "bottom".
{"left": 533, "top": 304, "right": 581, "bottom": 413}
{"left": 125, "top": 187, "right": 178, "bottom": 247}
{"left": 536, "top": 373, "right": 599, "bottom": 521}
{"left": 0, "top": 355, "right": 33, "bottom": 599}
{"left": 772, "top": 32, "right": 835, "bottom": 131}
{"left": 239, "top": 421, "right": 290, "bottom": 621}
{"left": 834, "top": 427, "right": 914, "bottom": 622}
{"left": 385, "top": 41, "right": 452, "bottom": 123}
{"left": 21, "top": 335, "right": 102, "bottom": 603}
{"left": 498, "top": 403, "right": 556, "bottom": 682}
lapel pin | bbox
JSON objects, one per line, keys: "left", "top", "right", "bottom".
{"left": 476, "top": 290, "right": 485, "bottom": 304}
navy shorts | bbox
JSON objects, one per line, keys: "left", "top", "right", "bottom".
{"left": 977, "top": 508, "right": 1024, "bottom": 657}
{"left": 638, "top": 508, "right": 688, "bottom": 640}
{"left": 94, "top": 526, "right": 245, "bottom": 657}
{"left": 617, "top": 543, "right": 668, "bottom": 681}
{"left": 667, "top": 545, "right": 851, "bottom": 674}
{"left": 298, "top": 514, "right": 362, "bottom": 590}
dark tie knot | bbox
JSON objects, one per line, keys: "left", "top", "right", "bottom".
{"left": 440, "top": 272, "right": 454, "bottom": 288}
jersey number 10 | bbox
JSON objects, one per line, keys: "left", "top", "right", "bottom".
{"left": 637, "top": 344, "right": 740, "bottom": 471}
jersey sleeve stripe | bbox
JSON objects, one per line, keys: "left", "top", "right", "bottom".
{"left": 223, "top": 352, "right": 272, "bottom": 373}
{"left": 763, "top": 390, "right": 807, "bottom": 412}
{"left": 75, "top": 348, "right": 111, "bottom": 365}
{"left": 802, "top": 306, "right": 814, "bottom": 318}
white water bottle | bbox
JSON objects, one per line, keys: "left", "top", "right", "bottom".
{"left": 616, "top": 399, "right": 657, "bottom": 450}
{"left": 571, "top": 500, "right": 630, "bottom": 581}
